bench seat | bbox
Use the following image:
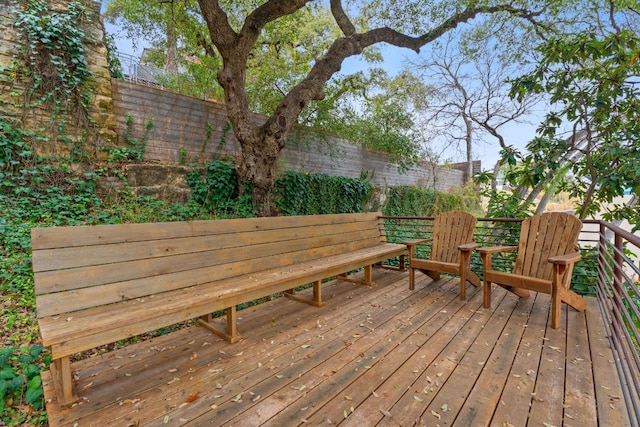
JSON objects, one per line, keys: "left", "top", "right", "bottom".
{"left": 32, "top": 212, "right": 406, "bottom": 405}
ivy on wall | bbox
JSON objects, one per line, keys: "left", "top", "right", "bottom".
{"left": 13, "top": 0, "right": 91, "bottom": 112}
{"left": 0, "top": 0, "right": 109, "bottom": 159}
{"left": 274, "top": 171, "right": 373, "bottom": 216}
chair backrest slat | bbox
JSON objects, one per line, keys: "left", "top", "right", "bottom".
{"left": 514, "top": 212, "right": 582, "bottom": 280}
{"left": 430, "top": 211, "right": 477, "bottom": 264}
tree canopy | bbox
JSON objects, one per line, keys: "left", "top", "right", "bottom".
{"left": 104, "top": 0, "right": 639, "bottom": 221}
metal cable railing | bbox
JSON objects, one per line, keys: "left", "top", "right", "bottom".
{"left": 595, "top": 221, "right": 640, "bottom": 426}
{"left": 382, "top": 215, "right": 640, "bottom": 425}
{"left": 114, "top": 52, "right": 217, "bottom": 99}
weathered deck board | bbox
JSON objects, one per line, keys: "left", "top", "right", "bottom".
{"left": 43, "top": 269, "right": 630, "bottom": 426}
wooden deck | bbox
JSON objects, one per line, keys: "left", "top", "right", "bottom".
{"left": 43, "top": 269, "right": 630, "bottom": 426}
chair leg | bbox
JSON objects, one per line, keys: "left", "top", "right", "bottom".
{"left": 551, "top": 291, "right": 562, "bottom": 329}
{"left": 409, "top": 267, "right": 415, "bottom": 290}
{"left": 465, "top": 269, "right": 482, "bottom": 287}
{"left": 480, "top": 253, "right": 492, "bottom": 308}
{"left": 483, "top": 280, "right": 492, "bottom": 308}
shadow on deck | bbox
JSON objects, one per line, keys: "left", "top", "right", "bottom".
{"left": 43, "top": 269, "right": 629, "bottom": 426}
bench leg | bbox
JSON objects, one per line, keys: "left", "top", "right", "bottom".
{"left": 284, "top": 280, "right": 324, "bottom": 307}
{"left": 51, "top": 356, "right": 78, "bottom": 406}
{"left": 198, "top": 306, "right": 242, "bottom": 343}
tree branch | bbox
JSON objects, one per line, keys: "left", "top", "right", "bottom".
{"left": 329, "top": 0, "right": 355, "bottom": 36}
{"left": 197, "top": 0, "right": 237, "bottom": 52}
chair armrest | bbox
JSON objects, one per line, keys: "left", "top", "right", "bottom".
{"left": 548, "top": 252, "right": 581, "bottom": 265}
{"left": 475, "top": 245, "right": 518, "bottom": 255}
{"left": 458, "top": 242, "right": 477, "bottom": 252}
{"left": 404, "top": 238, "right": 433, "bottom": 247}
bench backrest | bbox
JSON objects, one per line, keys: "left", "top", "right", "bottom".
{"left": 31, "top": 212, "right": 388, "bottom": 318}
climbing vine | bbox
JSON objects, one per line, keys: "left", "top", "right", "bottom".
{"left": 12, "top": 0, "right": 92, "bottom": 114}
{"left": 274, "top": 171, "right": 373, "bottom": 215}
{"left": 0, "top": 0, "right": 95, "bottom": 160}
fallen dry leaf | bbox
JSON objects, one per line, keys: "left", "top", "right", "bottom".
{"left": 185, "top": 392, "right": 199, "bottom": 403}
{"left": 379, "top": 408, "right": 392, "bottom": 417}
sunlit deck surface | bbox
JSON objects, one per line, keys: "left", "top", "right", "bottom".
{"left": 44, "top": 269, "right": 629, "bottom": 426}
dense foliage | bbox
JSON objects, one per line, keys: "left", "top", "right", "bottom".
{"left": 507, "top": 29, "right": 640, "bottom": 226}
{"left": 383, "top": 184, "right": 479, "bottom": 217}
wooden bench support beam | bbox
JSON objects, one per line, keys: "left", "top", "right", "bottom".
{"left": 198, "top": 306, "right": 242, "bottom": 343}
{"left": 284, "top": 280, "right": 324, "bottom": 307}
{"left": 338, "top": 265, "right": 374, "bottom": 287}
{"left": 50, "top": 356, "right": 77, "bottom": 406}
{"left": 377, "top": 254, "right": 406, "bottom": 271}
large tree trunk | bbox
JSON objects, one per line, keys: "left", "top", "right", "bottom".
{"left": 237, "top": 132, "right": 283, "bottom": 216}
{"left": 464, "top": 115, "right": 473, "bottom": 183}
{"left": 164, "top": 2, "right": 178, "bottom": 72}
{"left": 165, "top": 25, "right": 178, "bottom": 72}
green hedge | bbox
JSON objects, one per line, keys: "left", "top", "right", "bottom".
{"left": 382, "top": 186, "right": 469, "bottom": 217}
{"left": 188, "top": 160, "right": 474, "bottom": 217}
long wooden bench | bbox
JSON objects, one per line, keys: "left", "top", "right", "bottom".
{"left": 31, "top": 212, "right": 406, "bottom": 405}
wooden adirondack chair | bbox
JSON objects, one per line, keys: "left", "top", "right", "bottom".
{"left": 477, "top": 211, "right": 586, "bottom": 328}
{"left": 405, "top": 211, "right": 481, "bottom": 300}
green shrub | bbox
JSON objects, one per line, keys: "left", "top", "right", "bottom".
{"left": 188, "top": 160, "right": 255, "bottom": 217}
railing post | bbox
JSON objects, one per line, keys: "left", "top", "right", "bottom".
{"left": 614, "top": 232, "right": 624, "bottom": 291}
{"left": 601, "top": 221, "right": 624, "bottom": 325}
{"left": 599, "top": 222, "right": 610, "bottom": 294}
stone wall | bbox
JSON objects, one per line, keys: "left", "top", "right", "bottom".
{"left": 0, "top": 0, "right": 116, "bottom": 156}
{"left": 112, "top": 79, "right": 469, "bottom": 192}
